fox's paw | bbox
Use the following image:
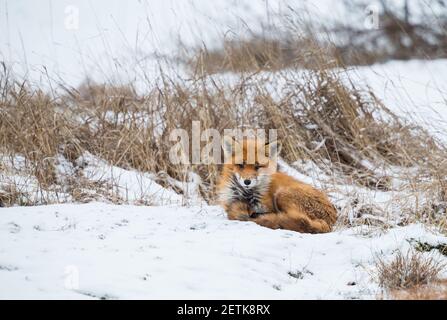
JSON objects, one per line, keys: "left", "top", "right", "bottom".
{"left": 252, "top": 214, "right": 281, "bottom": 229}
{"left": 226, "top": 201, "right": 251, "bottom": 221}
{"left": 228, "top": 212, "right": 251, "bottom": 221}
{"left": 249, "top": 211, "right": 270, "bottom": 218}
{"left": 248, "top": 205, "right": 271, "bottom": 218}
{"left": 237, "top": 213, "right": 251, "bottom": 221}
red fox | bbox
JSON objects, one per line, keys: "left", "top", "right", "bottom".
{"left": 217, "top": 137, "right": 337, "bottom": 233}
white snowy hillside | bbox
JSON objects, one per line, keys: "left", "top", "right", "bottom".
{"left": 1, "top": 202, "right": 446, "bottom": 299}
{"left": 1, "top": 149, "right": 447, "bottom": 299}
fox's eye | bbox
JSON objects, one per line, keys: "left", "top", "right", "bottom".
{"left": 254, "top": 163, "right": 264, "bottom": 170}
{"left": 238, "top": 163, "right": 244, "bottom": 169}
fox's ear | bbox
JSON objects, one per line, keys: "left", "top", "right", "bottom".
{"left": 222, "top": 136, "right": 236, "bottom": 157}
{"left": 266, "top": 140, "right": 281, "bottom": 159}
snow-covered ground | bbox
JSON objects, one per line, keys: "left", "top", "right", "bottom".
{"left": 1, "top": 202, "right": 446, "bottom": 299}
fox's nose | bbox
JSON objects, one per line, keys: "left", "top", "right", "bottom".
{"left": 243, "top": 179, "right": 251, "bottom": 186}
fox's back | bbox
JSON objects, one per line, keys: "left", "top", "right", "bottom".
{"left": 266, "top": 172, "right": 337, "bottom": 225}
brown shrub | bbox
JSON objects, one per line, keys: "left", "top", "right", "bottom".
{"left": 375, "top": 250, "right": 445, "bottom": 290}
{"left": 0, "top": 84, "right": 73, "bottom": 186}
{"left": 1, "top": 55, "right": 447, "bottom": 213}
{"left": 387, "top": 279, "right": 447, "bottom": 300}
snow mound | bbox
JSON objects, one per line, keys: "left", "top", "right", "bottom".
{"left": 0, "top": 202, "right": 445, "bottom": 299}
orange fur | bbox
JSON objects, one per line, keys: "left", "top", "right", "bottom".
{"left": 217, "top": 138, "right": 337, "bottom": 233}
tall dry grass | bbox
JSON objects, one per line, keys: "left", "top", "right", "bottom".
{"left": 375, "top": 250, "right": 445, "bottom": 293}
{"left": 1, "top": 63, "right": 446, "bottom": 212}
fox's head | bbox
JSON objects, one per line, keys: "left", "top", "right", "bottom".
{"left": 221, "top": 136, "right": 280, "bottom": 190}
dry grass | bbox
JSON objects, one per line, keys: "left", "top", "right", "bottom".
{"left": 256, "top": 70, "right": 446, "bottom": 190}
{"left": 387, "top": 279, "right": 447, "bottom": 300}
{"left": 185, "top": 2, "right": 447, "bottom": 74}
{"left": 1, "top": 59, "right": 447, "bottom": 220}
{"left": 185, "top": 36, "right": 332, "bottom": 74}
{"left": 0, "top": 185, "right": 29, "bottom": 207}
{"left": 0, "top": 85, "right": 68, "bottom": 186}
{"left": 375, "top": 250, "right": 445, "bottom": 291}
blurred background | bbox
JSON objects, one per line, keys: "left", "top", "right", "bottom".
{"left": 1, "top": 0, "right": 446, "bottom": 87}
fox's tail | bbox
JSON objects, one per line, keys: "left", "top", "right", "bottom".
{"left": 253, "top": 210, "right": 332, "bottom": 233}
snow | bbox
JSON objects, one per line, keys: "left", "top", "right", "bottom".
{"left": 347, "top": 60, "right": 447, "bottom": 141}
{"left": 1, "top": 202, "right": 446, "bottom": 299}
{"left": 78, "top": 152, "right": 187, "bottom": 206}
{"left": 0, "top": 151, "right": 204, "bottom": 206}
